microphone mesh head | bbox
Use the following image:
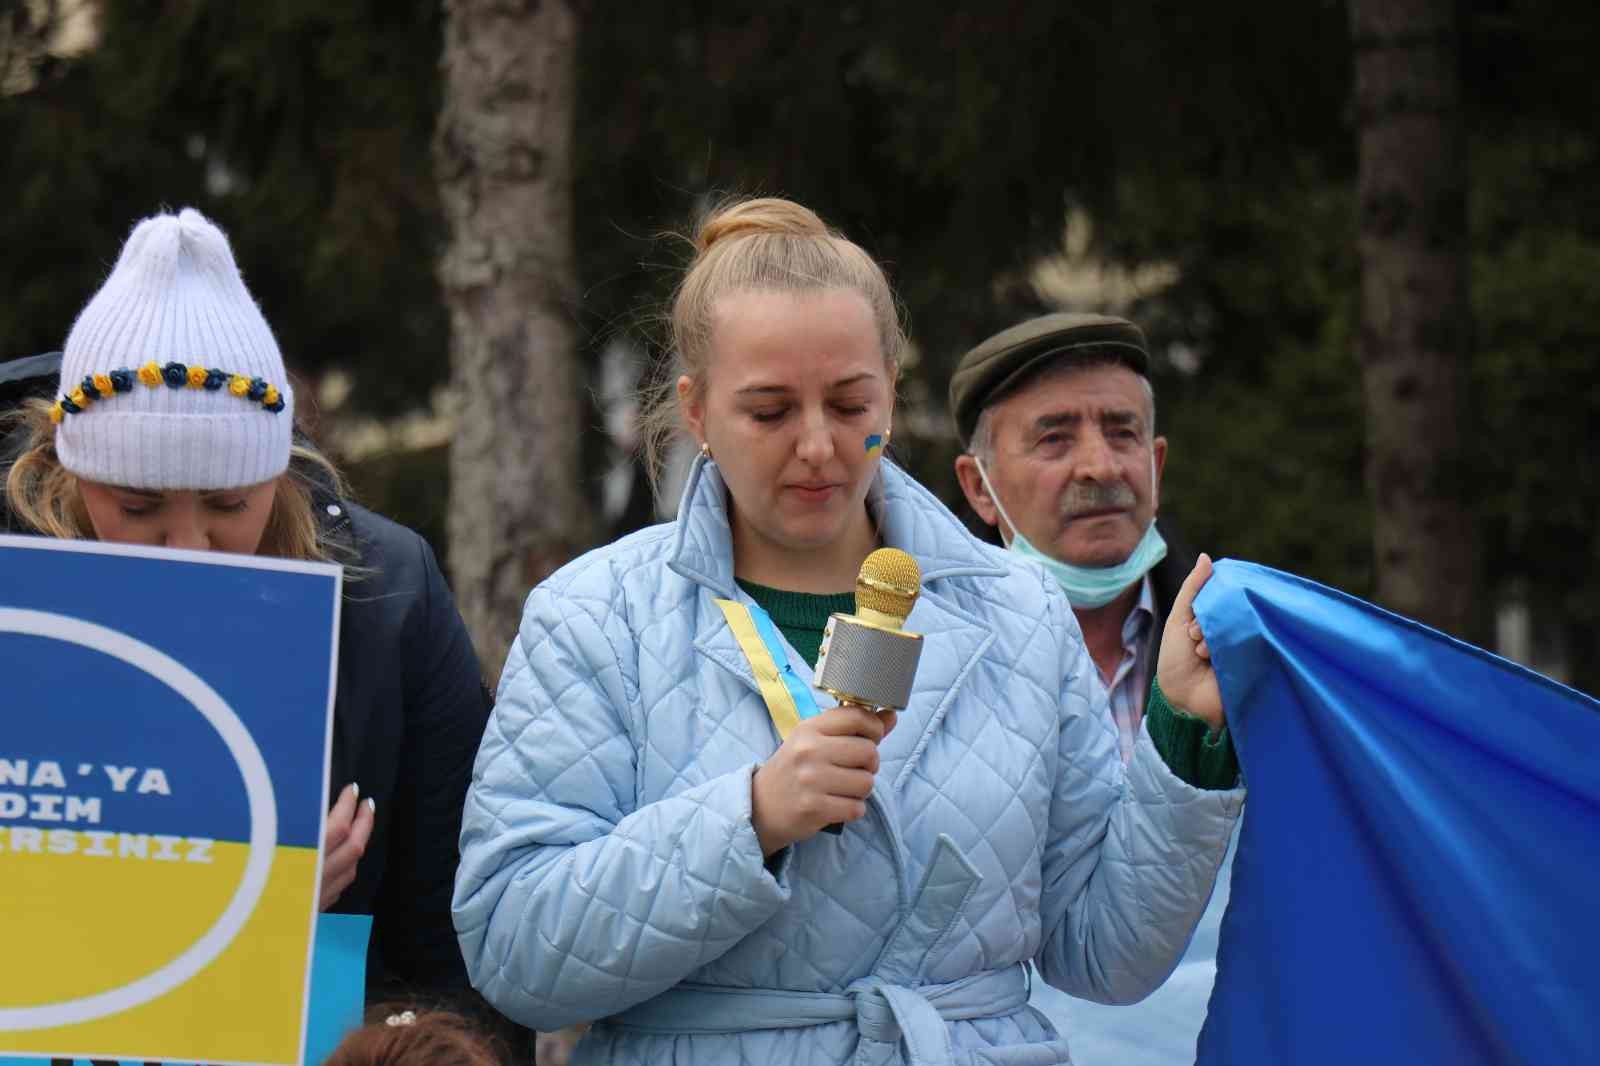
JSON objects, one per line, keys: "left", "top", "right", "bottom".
{"left": 856, "top": 548, "right": 921, "bottom": 625}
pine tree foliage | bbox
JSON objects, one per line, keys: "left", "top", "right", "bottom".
{"left": 2, "top": 0, "right": 1598, "bottom": 687}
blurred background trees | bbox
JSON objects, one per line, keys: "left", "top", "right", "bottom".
{"left": 435, "top": 0, "right": 586, "bottom": 681}
{"left": 1350, "top": 0, "right": 1476, "bottom": 639}
{"left": 3, "top": 0, "right": 1597, "bottom": 690}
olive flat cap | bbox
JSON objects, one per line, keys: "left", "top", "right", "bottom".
{"left": 948, "top": 312, "right": 1149, "bottom": 444}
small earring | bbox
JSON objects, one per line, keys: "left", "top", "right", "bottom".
{"left": 699, "top": 441, "right": 712, "bottom": 460}
{"left": 882, "top": 428, "right": 892, "bottom": 446}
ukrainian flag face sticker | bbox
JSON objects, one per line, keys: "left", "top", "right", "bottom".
{"left": 0, "top": 537, "right": 340, "bottom": 1065}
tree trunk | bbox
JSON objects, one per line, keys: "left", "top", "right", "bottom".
{"left": 1349, "top": 0, "right": 1476, "bottom": 639}
{"left": 435, "top": 0, "right": 589, "bottom": 681}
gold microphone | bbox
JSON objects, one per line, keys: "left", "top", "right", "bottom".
{"left": 812, "top": 548, "right": 923, "bottom": 835}
{"left": 814, "top": 547, "right": 925, "bottom": 713}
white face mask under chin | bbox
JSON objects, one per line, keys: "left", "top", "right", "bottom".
{"left": 972, "top": 456, "right": 1167, "bottom": 609}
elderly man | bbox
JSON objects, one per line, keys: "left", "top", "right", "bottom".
{"left": 949, "top": 315, "right": 1240, "bottom": 1065}
{"left": 950, "top": 313, "right": 1231, "bottom": 772}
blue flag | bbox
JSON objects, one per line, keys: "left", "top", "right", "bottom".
{"left": 1194, "top": 560, "right": 1600, "bottom": 1065}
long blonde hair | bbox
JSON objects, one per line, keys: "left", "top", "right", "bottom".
{"left": 4, "top": 397, "right": 350, "bottom": 563}
{"left": 637, "top": 196, "right": 906, "bottom": 496}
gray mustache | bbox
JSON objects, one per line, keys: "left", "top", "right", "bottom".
{"left": 1060, "top": 481, "right": 1136, "bottom": 518}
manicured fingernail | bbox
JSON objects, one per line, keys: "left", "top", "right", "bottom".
{"left": 365, "top": 797, "right": 377, "bottom": 815}
{"left": 350, "top": 782, "right": 360, "bottom": 800}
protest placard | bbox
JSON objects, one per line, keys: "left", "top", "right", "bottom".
{"left": 0, "top": 535, "right": 341, "bottom": 1065}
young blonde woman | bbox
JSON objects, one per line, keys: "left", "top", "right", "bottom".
{"left": 2, "top": 209, "right": 490, "bottom": 1004}
{"left": 454, "top": 198, "right": 1245, "bottom": 1065}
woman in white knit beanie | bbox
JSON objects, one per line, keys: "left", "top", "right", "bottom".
{"left": 10, "top": 208, "right": 315, "bottom": 555}
{"left": 1, "top": 208, "right": 498, "bottom": 1014}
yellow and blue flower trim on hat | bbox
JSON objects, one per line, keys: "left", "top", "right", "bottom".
{"left": 49, "top": 361, "right": 286, "bottom": 424}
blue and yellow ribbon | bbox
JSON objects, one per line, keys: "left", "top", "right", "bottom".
{"left": 49, "top": 361, "right": 286, "bottom": 424}
{"left": 715, "top": 598, "right": 822, "bottom": 740}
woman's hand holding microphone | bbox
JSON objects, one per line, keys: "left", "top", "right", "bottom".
{"left": 751, "top": 705, "right": 897, "bottom": 856}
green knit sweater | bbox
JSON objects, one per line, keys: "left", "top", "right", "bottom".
{"left": 736, "top": 578, "right": 1240, "bottom": 791}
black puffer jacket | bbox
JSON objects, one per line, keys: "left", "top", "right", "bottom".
{"left": 314, "top": 491, "right": 491, "bottom": 999}
{"left": 1, "top": 351, "right": 64, "bottom": 532}
{"left": 1, "top": 351, "right": 490, "bottom": 1000}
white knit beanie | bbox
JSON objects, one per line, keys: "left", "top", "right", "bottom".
{"left": 52, "top": 208, "right": 294, "bottom": 490}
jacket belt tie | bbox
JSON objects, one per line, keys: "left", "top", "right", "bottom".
{"left": 607, "top": 963, "right": 1030, "bottom": 1066}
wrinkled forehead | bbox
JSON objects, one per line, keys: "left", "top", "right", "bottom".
{"left": 990, "top": 361, "right": 1153, "bottom": 427}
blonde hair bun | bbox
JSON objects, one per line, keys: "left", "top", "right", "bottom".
{"left": 695, "top": 197, "right": 832, "bottom": 256}
{"left": 637, "top": 194, "right": 905, "bottom": 499}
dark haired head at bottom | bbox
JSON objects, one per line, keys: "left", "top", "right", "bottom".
{"left": 320, "top": 1003, "right": 505, "bottom": 1066}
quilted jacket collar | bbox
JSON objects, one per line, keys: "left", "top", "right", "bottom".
{"left": 667, "top": 454, "right": 1006, "bottom": 595}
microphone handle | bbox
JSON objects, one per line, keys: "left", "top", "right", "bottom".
{"left": 822, "top": 698, "right": 885, "bottom": 835}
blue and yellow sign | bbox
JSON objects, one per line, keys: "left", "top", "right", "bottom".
{"left": 0, "top": 535, "right": 340, "bottom": 1065}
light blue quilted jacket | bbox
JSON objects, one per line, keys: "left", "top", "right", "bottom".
{"left": 455, "top": 458, "right": 1244, "bottom": 1065}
